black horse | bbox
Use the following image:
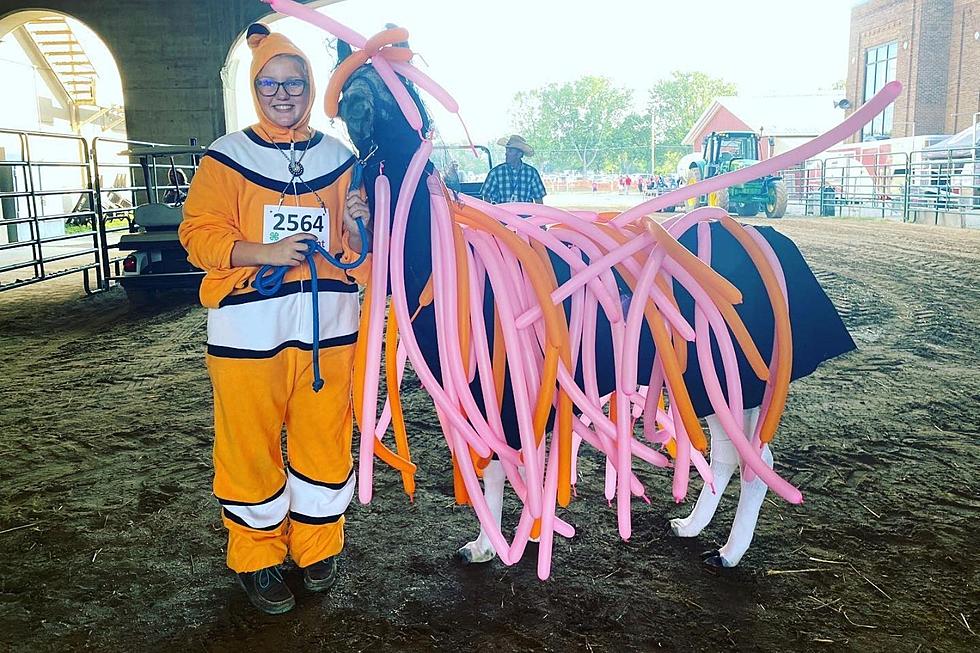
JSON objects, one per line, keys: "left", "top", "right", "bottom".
{"left": 336, "top": 52, "right": 855, "bottom": 567}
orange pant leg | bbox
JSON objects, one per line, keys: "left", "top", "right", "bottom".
{"left": 284, "top": 343, "right": 356, "bottom": 568}
{"left": 207, "top": 352, "right": 293, "bottom": 573}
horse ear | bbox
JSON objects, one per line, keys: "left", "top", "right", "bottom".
{"left": 384, "top": 22, "right": 410, "bottom": 48}
{"left": 336, "top": 40, "right": 352, "bottom": 66}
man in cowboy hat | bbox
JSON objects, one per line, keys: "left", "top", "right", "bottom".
{"left": 481, "top": 134, "right": 547, "bottom": 205}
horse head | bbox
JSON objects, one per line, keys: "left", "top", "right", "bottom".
{"left": 334, "top": 37, "right": 436, "bottom": 304}
{"left": 336, "top": 38, "right": 432, "bottom": 164}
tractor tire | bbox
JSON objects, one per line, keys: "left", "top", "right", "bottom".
{"left": 714, "top": 187, "right": 730, "bottom": 212}
{"left": 685, "top": 169, "right": 703, "bottom": 209}
{"left": 765, "top": 180, "right": 788, "bottom": 218}
{"left": 737, "top": 202, "right": 760, "bottom": 217}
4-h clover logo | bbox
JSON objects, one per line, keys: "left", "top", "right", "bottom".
{"left": 269, "top": 231, "right": 280, "bottom": 242}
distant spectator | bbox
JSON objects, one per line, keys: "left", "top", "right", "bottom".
{"left": 482, "top": 135, "right": 546, "bottom": 204}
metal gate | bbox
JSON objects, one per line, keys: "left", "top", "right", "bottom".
{"left": 0, "top": 129, "right": 199, "bottom": 294}
{"left": 0, "top": 129, "right": 100, "bottom": 292}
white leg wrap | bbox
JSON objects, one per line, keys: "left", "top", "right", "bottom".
{"left": 718, "top": 443, "right": 772, "bottom": 567}
{"left": 670, "top": 433, "right": 737, "bottom": 537}
{"left": 670, "top": 407, "right": 758, "bottom": 539}
{"left": 457, "top": 460, "right": 505, "bottom": 564}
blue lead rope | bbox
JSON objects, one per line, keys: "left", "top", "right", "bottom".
{"left": 252, "top": 162, "right": 370, "bottom": 392}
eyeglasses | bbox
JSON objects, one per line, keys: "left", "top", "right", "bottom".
{"left": 254, "top": 78, "right": 308, "bottom": 97}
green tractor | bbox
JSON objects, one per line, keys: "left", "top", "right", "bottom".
{"left": 686, "top": 131, "right": 788, "bottom": 218}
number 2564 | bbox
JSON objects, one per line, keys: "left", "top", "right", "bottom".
{"left": 273, "top": 213, "right": 324, "bottom": 232}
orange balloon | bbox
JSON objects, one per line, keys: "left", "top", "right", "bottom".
{"left": 452, "top": 221, "right": 472, "bottom": 377}
{"left": 385, "top": 305, "right": 416, "bottom": 499}
{"left": 364, "top": 27, "right": 410, "bottom": 53}
{"left": 324, "top": 50, "right": 369, "bottom": 118}
{"left": 454, "top": 202, "right": 574, "bottom": 504}
{"left": 718, "top": 215, "right": 792, "bottom": 444}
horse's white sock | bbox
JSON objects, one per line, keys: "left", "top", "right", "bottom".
{"left": 717, "top": 442, "right": 772, "bottom": 567}
{"left": 457, "top": 460, "right": 505, "bottom": 563}
{"left": 670, "top": 412, "right": 740, "bottom": 537}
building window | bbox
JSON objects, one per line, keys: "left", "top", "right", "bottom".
{"left": 862, "top": 42, "right": 897, "bottom": 140}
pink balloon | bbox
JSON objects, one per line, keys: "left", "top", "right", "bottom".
{"left": 357, "top": 173, "right": 392, "bottom": 504}
{"left": 371, "top": 56, "right": 424, "bottom": 133}
{"left": 742, "top": 224, "right": 790, "bottom": 483}
{"left": 391, "top": 61, "right": 460, "bottom": 113}
{"left": 610, "top": 81, "right": 903, "bottom": 226}
{"left": 261, "top": 0, "right": 367, "bottom": 48}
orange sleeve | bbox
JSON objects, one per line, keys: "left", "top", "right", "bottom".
{"left": 178, "top": 158, "right": 244, "bottom": 272}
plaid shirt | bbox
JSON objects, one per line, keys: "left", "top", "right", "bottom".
{"left": 481, "top": 162, "right": 547, "bottom": 204}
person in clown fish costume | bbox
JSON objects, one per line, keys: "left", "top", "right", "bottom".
{"left": 179, "top": 23, "right": 370, "bottom": 615}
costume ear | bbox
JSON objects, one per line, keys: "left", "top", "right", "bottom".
{"left": 246, "top": 23, "right": 270, "bottom": 50}
{"left": 336, "top": 40, "right": 352, "bottom": 66}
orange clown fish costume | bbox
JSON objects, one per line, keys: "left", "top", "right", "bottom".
{"left": 179, "top": 26, "right": 368, "bottom": 573}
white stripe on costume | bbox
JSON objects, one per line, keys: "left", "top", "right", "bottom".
{"left": 287, "top": 469, "right": 355, "bottom": 521}
{"left": 221, "top": 486, "right": 290, "bottom": 530}
{"left": 207, "top": 289, "right": 359, "bottom": 354}
{"left": 208, "top": 130, "right": 352, "bottom": 184}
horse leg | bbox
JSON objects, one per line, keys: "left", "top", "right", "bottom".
{"left": 702, "top": 441, "right": 773, "bottom": 567}
{"left": 669, "top": 411, "right": 740, "bottom": 537}
{"left": 693, "top": 406, "right": 771, "bottom": 568}
{"left": 457, "top": 459, "right": 505, "bottom": 563}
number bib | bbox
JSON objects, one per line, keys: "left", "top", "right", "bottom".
{"left": 263, "top": 204, "right": 329, "bottom": 248}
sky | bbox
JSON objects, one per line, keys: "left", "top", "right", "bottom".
{"left": 226, "top": 0, "right": 854, "bottom": 146}
{"left": 3, "top": 0, "right": 855, "bottom": 144}
{"left": 48, "top": 0, "right": 853, "bottom": 146}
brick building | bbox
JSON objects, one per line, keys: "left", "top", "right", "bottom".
{"left": 844, "top": 0, "right": 980, "bottom": 142}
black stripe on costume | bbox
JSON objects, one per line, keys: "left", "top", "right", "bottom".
{"left": 204, "top": 150, "right": 355, "bottom": 195}
{"left": 219, "top": 278, "right": 358, "bottom": 307}
{"left": 287, "top": 465, "right": 354, "bottom": 490}
{"left": 243, "top": 126, "right": 324, "bottom": 150}
{"left": 222, "top": 508, "right": 286, "bottom": 532}
{"left": 206, "top": 332, "right": 358, "bottom": 359}
{"left": 216, "top": 483, "right": 287, "bottom": 507}
{"left": 288, "top": 511, "right": 343, "bottom": 526}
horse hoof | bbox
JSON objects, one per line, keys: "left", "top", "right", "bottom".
{"left": 456, "top": 541, "right": 496, "bottom": 565}
{"left": 670, "top": 518, "right": 701, "bottom": 538}
{"left": 702, "top": 554, "right": 725, "bottom": 568}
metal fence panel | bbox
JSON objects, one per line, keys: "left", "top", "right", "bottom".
{"left": 0, "top": 129, "right": 100, "bottom": 292}
{"left": 906, "top": 149, "right": 980, "bottom": 228}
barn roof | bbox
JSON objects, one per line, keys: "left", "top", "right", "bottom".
{"left": 682, "top": 93, "right": 842, "bottom": 145}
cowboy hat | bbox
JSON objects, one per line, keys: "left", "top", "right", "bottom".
{"left": 497, "top": 134, "right": 534, "bottom": 157}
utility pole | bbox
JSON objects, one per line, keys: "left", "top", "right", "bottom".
{"left": 650, "top": 112, "right": 656, "bottom": 175}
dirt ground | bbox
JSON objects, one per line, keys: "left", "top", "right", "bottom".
{"left": 0, "top": 217, "right": 977, "bottom": 652}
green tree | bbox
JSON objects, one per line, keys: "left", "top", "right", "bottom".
{"left": 602, "top": 113, "right": 650, "bottom": 173}
{"left": 654, "top": 148, "right": 685, "bottom": 176}
{"left": 647, "top": 71, "right": 737, "bottom": 150}
{"left": 510, "top": 76, "right": 637, "bottom": 174}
